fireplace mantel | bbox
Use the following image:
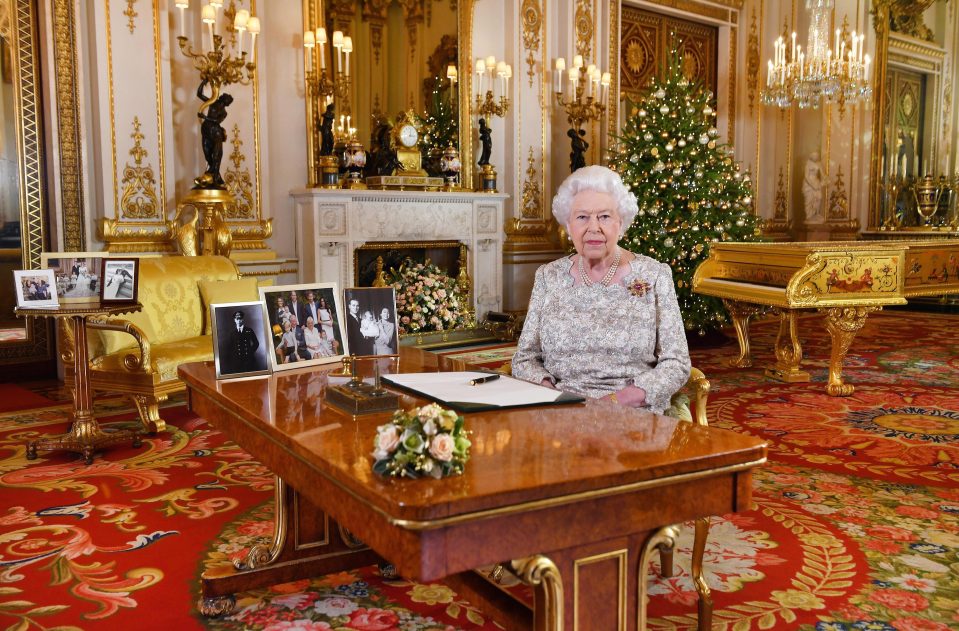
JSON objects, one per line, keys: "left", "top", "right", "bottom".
{"left": 290, "top": 189, "right": 508, "bottom": 317}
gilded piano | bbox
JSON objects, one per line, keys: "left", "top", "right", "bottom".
{"left": 692, "top": 240, "right": 959, "bottom": 396}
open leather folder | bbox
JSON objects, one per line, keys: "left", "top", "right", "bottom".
{"left": 382, "top": 372, "right": 585, "bottom": 412}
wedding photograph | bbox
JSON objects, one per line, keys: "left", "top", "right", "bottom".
{"left": 40, "top": 252, "right": 106, "bottom": 304}
{"left": 259, "top": 283, "right": 347, "bottom": 371}
{"left": 211, "top": 301, "right": 271, "bottom": 379}
{"left": 100, "top": 259, "right": 139, "bottom": 302}
{"left": 343, "top": 286, "right": 399, "bottom": 357}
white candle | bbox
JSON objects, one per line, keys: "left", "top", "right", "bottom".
{"left": 505, "top": 64, "right": 512, "bottom": 100}
{"left": 201, "top": 4, "right": 216, "bottom": 51}
{"left": 555, "top": 57, "right": 565, "bottom": 94}
{"left": 835, "top": 29, "right": 840, "bottom": 56}
{"left": 304, "top": 31, "right": 314, "bottom": 71}
{"left": 572, "top": 54, "right": 583, "bottom": 69}
{"left": 317, "top": 29, "right": 327, "bottom": 69}
{"left": 247, "top": 17, "right": 259, "bottom": 64}
{"left": 601, "top": 71, "right": 611, "bottom": 105}
{"left": 791, "top": 32, "right": 796, "bottom": 61}
{"left": 332, "top": 30, "right": 343, "bottom": 72}
{"left": 176, "top": 0, "right": 189, "bottom": 38}
{"left": 767, "top": 60, "right": 773, "bottom": 87}
{"left": 475, "top": 58, "right": 485, "bottom": 95}
{"left": 343, "top": 36, "right": 352, "bottom": 76}
{"left": 569, "top": 67, "right": 580, "bottom": 102}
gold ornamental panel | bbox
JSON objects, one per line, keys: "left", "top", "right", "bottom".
{"left": 789, "top": 250, "right": 905, "bottom": 307}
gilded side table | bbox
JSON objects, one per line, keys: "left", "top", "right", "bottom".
{"left": 16, "top": 301, "right": 144, "bottom": 464}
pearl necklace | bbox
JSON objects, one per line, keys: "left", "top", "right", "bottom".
{"left": 579, "top": 248, "right": 621, "bottom": 287}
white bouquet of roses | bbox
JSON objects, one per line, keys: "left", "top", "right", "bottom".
{"left": 390, "top": 259, "right": 467, "bottom": 334}
{"left": 372, "top": 403, "right": 471, "bottom": 479}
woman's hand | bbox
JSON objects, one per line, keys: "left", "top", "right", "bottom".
{"left": 608, "top": 385, "right": 647, "bottom": 408}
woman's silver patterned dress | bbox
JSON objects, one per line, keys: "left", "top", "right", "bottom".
{"left": 512, "top": 254, "right": 690, "bottom": 414}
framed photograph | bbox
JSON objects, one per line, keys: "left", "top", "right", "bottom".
{"left": 13, "top": 269, "right": 59, "bottom": 309}
{"left": 211, "top": 301, "right": 271, "bottom": 379}
{"left": 100, "top": 258, "right": 139, "bottom": 303}
{"left": 40, "top": 251, "right": 109, "bottom": 304}
{"left": 343, "top": 287, "right": 399, "bottom": 357}
{"left": 259, "top": 283, "right": 347, "bottom": 371}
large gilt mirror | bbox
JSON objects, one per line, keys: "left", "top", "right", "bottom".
{"left": 0, "top": 0, "right": 53, "bottom": 376}
{"left": 868, "top": 0, "right": 954, "bottom": 233}
{"left": 303, "top": 0, "right": 473, "bottom": 187}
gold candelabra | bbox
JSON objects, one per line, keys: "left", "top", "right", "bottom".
{"left": 176, "top": 1, "right": 258, "bottom": 101}
{"left": 473, "top": 55, "right": 512, "bottom": 118}
{"left": 552, "top": 55, "right": 611, "bottom": 130}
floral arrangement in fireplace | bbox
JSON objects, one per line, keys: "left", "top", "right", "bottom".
{"left": 390, "top": 258, "right": 468, "bottom": 334}
{"left": 372, "top": 403, "right": 471, "bottom": 479}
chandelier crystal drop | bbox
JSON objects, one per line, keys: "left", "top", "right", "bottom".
{"left": 760, "top": 0, "right": 872, "bottom": 109}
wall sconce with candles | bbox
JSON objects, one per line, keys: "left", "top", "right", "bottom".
{"left": 473, "top": 55, "right": 511, "bottom": 192}
{"left": 553, "top": 54, "right": 611, "bottom": 172}
{"left": 172, "top": 0, "right": 261, "bottom": 256}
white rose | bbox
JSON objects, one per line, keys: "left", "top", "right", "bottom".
{"left": 429, "top": 433, "right": 455, "bottom": 462}
{"left": 422, "top": 419, "right": 437, "bottom": 436}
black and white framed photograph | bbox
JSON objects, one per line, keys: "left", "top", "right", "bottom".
{"left": 343, "top": 287, "right": 399, "bottom": 357}
{"left": 259, "top": 283, "right": 347, "bottom": 371}
{"left": 13, "top": 269, "right": 59, "bottom": 309}
{"left": 211, "top": 301, "right": 271, "bottom": 379}
{"left": 100, "top": 258, "right": 139, "bottom": 303}
{"left": 40, "top": 251, "right": 107, "bottom": 304}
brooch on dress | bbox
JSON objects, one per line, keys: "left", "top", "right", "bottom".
{"left": 628, "top": 279, "right": 652, "bottom": 297}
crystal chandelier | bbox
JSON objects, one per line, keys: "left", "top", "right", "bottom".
{"left": 761, "top": 0, "right": 872, "bottom": 109}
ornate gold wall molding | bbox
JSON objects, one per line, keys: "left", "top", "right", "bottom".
{"left": 119, "top": 117, "right": 159, "bottom": 219}
{"left": 521, "top": 0, "right": 541, "bottom": 88}
{"left": 123, "top": 0, "right": 137, "bottom": 34}
{"left": 224, "top": 125, "right": 255, "bottom": 219}
{"left": 520, "top": 148, "right": 542, "bottom": 219}
{"left": 0, "top": 0, "right": 12, "bottom": 40}
{"left": 52, "top": 0, "right": 85, "bottom": 250}
{"left": 574, "top": 0, "right": 593, "bottom": 60}
{"left": 746, "top": 7, "right": 759, "bottom": 115}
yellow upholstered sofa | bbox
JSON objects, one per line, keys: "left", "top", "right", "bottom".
{"left": 61, "top": 255, "right": 251, "bottom": 433}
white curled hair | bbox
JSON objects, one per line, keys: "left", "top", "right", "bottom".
{"left": 552, "top": 165, "right": 639, "bottom": 237}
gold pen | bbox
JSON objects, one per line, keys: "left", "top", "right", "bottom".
{"left": 469, "top": 374, "right": 501, "bottom": 386}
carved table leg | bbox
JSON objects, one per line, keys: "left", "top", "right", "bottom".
{"left": 691, "top": 517, "right": 712, "bottom": 631}
{"left": 722, "top": 300, "right": 760, "bottom": 368}
{"left": 510, "top": 555, "right": 564, "bottom": 631}
{"left": 821, "top": 306, "right": 879, "bottom": 397}
{"left": 199, "top": 475, "right": 381, "bottom": 617}
{"left": 639, "top": 526, "right": 678, "bottom": 631}
{"left": 132, "top": 394, "right": 168, "bottom": 434}
{"left": 765, "top": 309, "right": 811, "bottom": 383}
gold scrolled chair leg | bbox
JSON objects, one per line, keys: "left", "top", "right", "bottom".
{"left": 722, "top": 299, "right": 760, "bottom": 368}
{"left": 691, "top": 517, "right": 712, "bottom": 631}
{"left": 510, "top": 555, "right": 564, "bottom": 631}
{"left": 821, "top": 306, "right": 879, "bottom": 397}
{"left": 132, "top": 394, "right": 168, "bottom": 434}
{"left": 639, "top": 525, "right": 678, "bottom": 630}
{"left": 234, "top": 476, "right": 288, "bottom": 571}
{"left": 765, "top": 309, "right": 811, "bottom": 383}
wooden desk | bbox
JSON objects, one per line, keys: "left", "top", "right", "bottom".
{"left": 17, "top": 301, "right": 143, "bottom": 464}
{"left": 180, "top": 349, "right": 766, "bottom": 630}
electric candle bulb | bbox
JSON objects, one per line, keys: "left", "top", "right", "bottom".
{"left": 572, "top": 54, "right": 583, "bottom": 69}
{"left": 316, "top": 28, "right": 326, "bottom": 69}
{"left": 447, "top": 64, "right": 457, "bottom": 82}
{"left": 304, "top": 31, "right": 315, "bottom": 47}
{"left": 234, "top": 9, "right": 249, "bottom": 28}
{"left": 332, "top": 30, "right": 343, "bottom": 72}
{"left": 247, "top": 17, "right": 259, "bottom": 63}
{"left": 176, "top": 0, "right": 189, "bottom": 38}
{"left": 343, "top": 36, "right": 352, "bottom": 76}
{"left": 555, "top": 57, "right": 565, "bottom": 94}
{"left": 209, "top": 0, "right": 222, "bottom": 8}
{"left": 201, "top": 4, "right": 215, "bottom": 51}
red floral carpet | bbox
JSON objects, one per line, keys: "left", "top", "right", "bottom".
{"left": 0, "top": 310, "right": 957, "bottom": 630}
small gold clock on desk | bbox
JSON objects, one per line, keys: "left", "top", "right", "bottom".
{"left": 366, "top": 110, "right": 444, "bottom": 190}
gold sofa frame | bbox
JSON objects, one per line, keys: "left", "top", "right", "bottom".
{"left": 60, "top": 255, "right": 241, "bottom": 433}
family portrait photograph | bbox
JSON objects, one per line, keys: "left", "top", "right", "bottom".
{"left": 211, "top": 301, "right": 271, "bottom": 379}
{"left": 259, "top": 283, "right": 347, "bottom": 371}
{"left": 100, "top": 259, "right": 139, "bottom": 302}
{"left": 40, "top": 252, "right": 106, "bottom": 304}
{"left": 13, "top": 269, "right": 59, "bottom": 309}
{"left": 343, "top": 287, "right": 399, "bottom": 357}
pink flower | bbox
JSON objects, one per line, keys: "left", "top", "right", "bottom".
{"left": 347, "top": 607, "right": 399, "bottom": 631}
{"left": 869, "top": 588, "right": 929, "bottom": 612}
{"left": 866, "top": 525, "right": 917, "bottom": 542}
{"left": 237, "top": 520, "right": 275, "bottom": 537}
{"left": 429, "top": 433, "right": 455, "bottom": 462}
{"left": 895, "top": 505, "right": 940, "bottom": 520}
{"left": 373, "top": 424, "right": 401, "bottom": 460}
{"left": 864, "top": 539, "right": 901, "bottom": 554}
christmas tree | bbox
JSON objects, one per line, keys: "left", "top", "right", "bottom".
{"left": 610, "top": 59, "right": 762, "bottom": 334}
{"left": 420, "top": 77, "right": 458, "bottom": 176}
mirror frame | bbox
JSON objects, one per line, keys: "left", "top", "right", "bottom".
{"left": 303, "top": 0, "right": 474, "bottom": 189}
{"left": 0, "top": 0, "right": 53, "bottom": 370}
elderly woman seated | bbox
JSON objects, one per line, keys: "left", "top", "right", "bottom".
{"left": 512, "top": 165, "right": 690, "bottom": 412}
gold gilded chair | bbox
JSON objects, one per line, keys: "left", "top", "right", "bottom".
{"left": 60, "top": 255, "right": 246, "bottom": 433}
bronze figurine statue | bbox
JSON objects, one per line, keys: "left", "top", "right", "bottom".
{"left": 568, "top": 128, "right": 588, "bottom": 172}
{"left": 478, "top": 117, "right": 492, "bottom": 166}
{"left": 195, "top": 80, "right": 233, "bottom": 189}
{"left": 320, "top": 103, "right": 336, "bottom": 156}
